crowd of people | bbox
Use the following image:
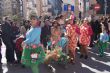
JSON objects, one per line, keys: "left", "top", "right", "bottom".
{"left": 0, "top": 12, "right": 110, "bottom": 73}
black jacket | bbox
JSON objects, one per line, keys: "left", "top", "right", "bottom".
{"left": 1, "top": 21, "right": 14, "bottom": 40}
{"left": 41, "top": 25, "right": 51, "bottom": 43}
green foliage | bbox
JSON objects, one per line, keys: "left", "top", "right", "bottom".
{"left": 12, "top": 15, "right": 20, "bottom": 22}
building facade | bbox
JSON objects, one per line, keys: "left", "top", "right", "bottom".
{"left": 22, "top": 0, "right": 52, "bottom": 19}
{"left": 0, "top": 0, "right": 3, "bottom": 19}
{"left": 0, "top": 0, "right": 21, "bottom": 18}
{"left": 2, "top": 0, "right": 12, "bottom": 17}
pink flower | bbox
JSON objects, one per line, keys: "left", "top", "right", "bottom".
{"left": 32, "top": 44, "right": 37, "bottom": 49}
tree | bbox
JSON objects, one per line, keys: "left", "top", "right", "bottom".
{"left": 12, "top": 15, "right": 20, "bottom": 22}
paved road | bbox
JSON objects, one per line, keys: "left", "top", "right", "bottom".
{"left": 1, "top": 43, "right": 110, "bottom": 73}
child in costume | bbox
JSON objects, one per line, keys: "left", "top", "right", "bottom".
{"left": 15, "top": 25, "right": 26, "bottom": 64}
{"left": 45, "top": 20, "right": 69, "bottom": 72}
{"left": 44, "top": 20, "right": 61, "bottom": 73}
{"left": 57, "top": 33, "right": 69, "bottom": 69}
{"left": 97, "top": 27, "right": 109, "bottom": 57}
{"left": 21, "top": 13, "right": 45, "bottom": 73}
{"left": 16, "top": 35, "right": 25, "bottom": 64}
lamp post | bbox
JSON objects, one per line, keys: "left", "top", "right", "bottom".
{"left": 13, "top": 2, "right": 17, "bottom": 15}
{"left": 104, "top": 0, "right": 107, "bottom": 16}
{"left": 20, "top": 0, "right": 23, "bottom": 17}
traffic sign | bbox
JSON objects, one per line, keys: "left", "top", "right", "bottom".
{"left": 63, "top": 4, "right": 74, "bottom": 11}
{"left": 64, "top": 5, "right": 68, "bottom": 11}
{"left": 94, "top": 4, "right": 101, "bottom": 11}
{"left": 71, "top": 5, "right": 74, "bottom": 11}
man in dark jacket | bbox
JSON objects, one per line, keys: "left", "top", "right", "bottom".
{"left": 1, "top": 17, "right": 15, "bottom": 64}
{"left": 41, "top": 19, "right": 51, "bottom": 49}
{"left": 90, "top": 20, "right": 102, "bottom": 47}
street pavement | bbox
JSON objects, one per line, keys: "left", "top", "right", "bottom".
{"left": 1, "top": 42, "right": 110, "bottom": 73}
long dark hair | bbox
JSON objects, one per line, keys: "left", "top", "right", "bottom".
{"left": 52, "top": 20, "right": 60, "bottom": 28}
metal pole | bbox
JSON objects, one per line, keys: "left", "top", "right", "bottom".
{"left": 104, "top": 0, "right": 107, "bottom": 16}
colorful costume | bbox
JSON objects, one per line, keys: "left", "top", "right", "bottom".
{"left": 66, "top": 24, "right": 80, "bottom": 62}
{"left": 79, "top": 23, "right": 93, "bottom": 58}
{"left": 98, "top": 32, "right": 109, "bottom": 56}
{"left": 79, "top": 24, "right": 93, "bottom": 46}
{"left": 21, "top": 27, "right": 45, "bottom": 73}
{"left": 45, "top": 26, "right": 68, "bottom": 67}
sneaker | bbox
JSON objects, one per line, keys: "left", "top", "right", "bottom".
{"left": 48, "top": 64, "right": 56, "bottom": 73}
{"left": 52, "top": 67, "right": 56, "bottom": 73}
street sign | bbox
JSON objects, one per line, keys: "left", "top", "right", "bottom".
{"left": 63, "top": 4, "right": 74, "bottom": 11}
{"left": 64, "top": 5, "right": 68, "bottom": 11}
{"left": 71, "top": 5, "right": 74, "bottom": 11}
{"left": 94, "top": 4, "right": 101, "bottom": 11}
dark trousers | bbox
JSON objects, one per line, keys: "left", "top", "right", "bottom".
{"left": 0, "top": 63, "right": 2, "bottom": 73}
{"left": 15, "top": 47, "right": 22, "bottom": 63}
{"left": 90, "top": 33, "right": 99, "bottom": 47}
{"left": 2, "top": 37, "right": 15, "bottom": 63}
{"left": 42, "top": 39, "right": 48, "bottom": 48}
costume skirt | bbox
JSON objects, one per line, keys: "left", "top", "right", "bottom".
{"left": 95, "top": 41, "right": 108, "bottom": 49}
{"left": 21, "top": 46, "right": 45, "bottom": 67}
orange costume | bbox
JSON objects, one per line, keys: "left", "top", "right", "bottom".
{"left": 79, "top": 23, "right": 93, "bottom": 46}
{"left": 66, "top": 24, "right": 80, "bottom": 62}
